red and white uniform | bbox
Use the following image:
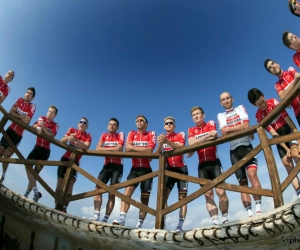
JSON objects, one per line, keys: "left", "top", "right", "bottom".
{"left": 163, "top": 132, "right": 185, "bottom": 168}
{"left": 62, "top": 127, "right": 92, "bottom": 163}
{"left": 126, "top": 130, "right": 156, "bottom": 168}
{"left": 217, "top": 105, "right": 251, "bottom": 150}
{"left": 0, "top": 76, "right": 10, "bottom": 98}
{"left": 255, "top": 98, "right": 288, "bottom": 132}
{"left": 9, "top": 98, "right": 36, "bottom": 136}
{"left": 293, "top": 50, "right": 300, "bottom": 69}
{"left": 34, "top": 116, "right": 59, "bottom": 150}
{"left": 188, "top": 121, "right": 218, "bottom": 163}
{"left": 274, "top": 67, "right": 300, "bottom": 117}
{"left": 99, "top": 132, "right": 125, "bottom": 165}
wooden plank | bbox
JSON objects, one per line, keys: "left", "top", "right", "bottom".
{"left": 155, "top": 155, "right": 166, "bottom": 229}
{"left": 0, "top": 114, "right": 8, "bottom": 132}
{"left": 163, "top": 125, "right": 259, "bottom": 158}
{"left": 0, "top": 129, "right": 56, "bottom": 198}
{"left": 268, "top": 132, "right": 300, "bottom": 145}
{"left": 165, "top": 170, "right": 273, "bottom": 197}
{"left": 257, "top": 127, "right": 283, "bottom": 208}
{"left": 72, "top": 164, "right": 156, "bottom": 216}
{"left": 0, "top": 105, "right": 8, "bottom": 115}
{"left": 79, "top": 149, "right": 160, "bottom": 159}
{"left": 163, "top": 143, "right": 262, "bottom": 215}
{"left": 65, "top": 170, "right": 159, "bottom": 202}
{"left": 0, "top": 158, "right": 68, "bottom": 166}
{"left": 57, "top": 153, "right": 77, "bottom": 206}
{"left": 280, "top": 160, "right": 300, "bottom": 193}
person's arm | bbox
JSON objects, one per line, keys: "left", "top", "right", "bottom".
{"left": 97, "top": 141, "right": 123, "bottom": 151}
{"left": 284, "top": 115, "right": 298, "bottom": 134}
{"left": 70, "top": 134, "right": 91, "bottom": 150}
{"left": 269, "top": 127, "right": 291, "bottom": 157}
{"left": 9, "top": 105, "right": 28, "bottom": 122}
{"left": 188, "top": 130, "right": 218, "bottom": 145}
{"left": 0, "top": 94, "right": 6, "bottom": 104}
{"left": 278, "top": 72, "right": 300, "bottom": 100}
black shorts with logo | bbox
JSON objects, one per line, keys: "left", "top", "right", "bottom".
{"left": 57, "top": 156, "right": 79, "bottom": 182}
{"left": 276, "top": 124, "right": 298, "bottom": 159}
{"left": 0, "top": 128, "right": 22, "bottom": 153}
{"left": 27, "top": 146, "right": 50, "bottom": 171}
{"left": 166, "top": 165, "right": 188, "bottom": 194}
{"left": 230, "top": 144, "right": 258, "bottom": 181}
{"left": 97, "top": 163, "right": 123, "bottom": 186}
{"left": 127, "top": 167, "right": 153, "bottom": 195}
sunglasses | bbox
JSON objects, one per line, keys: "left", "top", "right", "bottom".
{"left": 79, "top": 120, "right": 88, "bottom": 125}
{"left": 164, "top": 122, "right": 174, "bottom": 125}
{"left": 136, "top": 119, "right": 146, "bottom": 123}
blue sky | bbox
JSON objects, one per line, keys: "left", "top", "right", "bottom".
{"left": 1, "top": 0, "right": 300, "bottom": 230}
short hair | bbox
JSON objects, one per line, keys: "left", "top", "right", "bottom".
{"left": 190, "top": 106, "right": 204, "bottom": 115}
{"left": 282, "top": 31, "right": 293, "bottom": 49}
{"left": 248, "top": 88, "right": 264, "bottom": 105}
{"left": 80, "top": 117, "right": 89, "bottom": 124}
{"left": 288, "top": 1, "right": 300, "bottom": 17}
{"left": 49, "top": 105, "right": 58, "bottom": 115}
{"left": 110, "top": 117, "right": 119, "bottom": 127}
{"left": 10, "top": 71, "right": 15, "bottom": 80}
{"left": 136, "top": 114, "right": 148, "bottom": 124}
{"left": 164, "top": 116, "right": 175, "bottom": 123}
{"left": 264, "top": 59, "right": 275, "bottom": 73}
{"left": 27, "top": 87, "right": 35, "bottom": 97}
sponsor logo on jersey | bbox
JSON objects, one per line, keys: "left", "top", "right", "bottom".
{"left": 195, "top": 132, "right": 208, "bottom": 139}
{"left": 17, "top": 107, "right": 28, "bottom": 116}
{"left": 104, "top": 142, "right": 118, "bottom": 147}
{"left": 133, "top": 141, "right": 148, "bottom": 147}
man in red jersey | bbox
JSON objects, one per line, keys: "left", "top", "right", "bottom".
{"left": 55, "top": 117, "right": 92, "bottom": 213}
{"left": 0, "top": 87, "right": 36, "bottom": 184}
{"left": 113, "top": 115, "right": 156, "bottom": 228}
{"left": 187, "top": 106, "right": 229, "bottom": 225}
{"left": 288, "top": 0, "right": 300, "bottom": 17}
{"left": 24, "top": 106, "right": 59, "bottom": 202}
{"left": 264, "top": 59, "right": 300, "bottom": 126}
{"left": 218, "top": 92, "right": 262, "bottom": 218}
{"left": 282, "top": 31, "right": 300, "bottom": 69}
{"left": 0, "top": 70, "right": 14, "bottom": 104}
{"left": 89, "top": 118, "right": 124, "bottom": 223}
{"left": 248, "top": 88, "right": 300, "bottom": 199}
{"left": 156, "top": 116, "right": 187, "bottom": 231}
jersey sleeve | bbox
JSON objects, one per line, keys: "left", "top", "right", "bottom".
{"left": 293, "top": 52, "right": 300, "bottom": 68}
{"left": 207, "top": 120, "right": 217, "bottom": 131}
{"left": 288, "top": 66, "right": 297, "bottom": 76}
{"left": 178, "top": 132, "right": 186, "bottom": 145}
{"left": 65, "top": 127, "right": 74, "bottom": 137}
{"left": 53, "top": 123, "right": 59, "bottom": 136}
{"left": 86, "top": 133, "right": 92, "bottom": 143}
{"left": 188, "top": 127, "right": 194, "bottom": 138}
{"left": 118, "top": 132, "right": 125, "bottom": 146}
{"left": 272, "top": 98, "right": 288, "bottom": 118}
{"left": 126, "top": 131, "right": 134, "bottom": 144}
{"left": 148, "top": 131, "right": 156, "bottom": 149}
{"left": 237, "top": 105, "right": 249, "bottom": 123}
{"left": 99, "top": 133, "right": 106, "bottom": 143}
{"left": 217, "top": 113, "right": 227, "bottom": 129}
{"left": 13, "top": 98, "right": 22, "bottom": 109}
{"left": 274, "top": 82, "right": 283, "bottom": 93}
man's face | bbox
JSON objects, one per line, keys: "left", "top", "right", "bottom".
{"left": 47, "top": 108, "right": 57, "bottom": 121}
{"left": 266, "top": 61, "right": 281, "bottom": 76}
{"left": 24, "top": 90, "right": 34, "bottom": 102}
{"left": 78, "top": 119, "right": 88, "bottom": 132}
{"left": 107, "top": 120, "right": 118, "bottom": 133}
{"left": 136, "top": 117, "right": 147, "bottom": 131}
{"left": 254, "top": 95, "right": 267, "bottom": 110}
{"left": 291, "top": 0, "right": 300, "bottom": 15}
{"left": 3, "top": 71, "right": 14, "bottom": 83}
{"left": 287, "top": 32, "right": 300, "bottom": 50}
{"left": 191, "top": 109, "right": 205, "bottom": 124}
{"left": 220, "top": 92, "right": 233, "bottom": 110}
{"left": 164, "top": 119, "right": 175, "bottom": 133}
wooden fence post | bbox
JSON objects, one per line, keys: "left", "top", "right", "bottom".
{"left": 155, "top": 155, "right": 166, "bottom": 229}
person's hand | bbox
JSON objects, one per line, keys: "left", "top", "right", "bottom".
{"left": 69, "top": 134, "right": 76, "bottom": 143}
{"left": 221, "top": 127, "right": 228, "bottom": 136}
{"left": 286, "top": 149, "right": 291, "bottom": 158}
{"left": 186, "top": 152, "right": 195, "bottom": 158}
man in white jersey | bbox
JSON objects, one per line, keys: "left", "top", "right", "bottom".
{"left": 217, "top": 92, "right": 262, "bottom": 217}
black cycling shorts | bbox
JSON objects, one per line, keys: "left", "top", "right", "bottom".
{"left": 57, "top": 156, "right": 79, "bottom": 182}
{"left": 276, "top": 124, "right": 298, "bottom": 159}
{"left": 27, "top": 146, "right": 50, "bottom": 172}
{"left": 97, "top": 163, "right": 123, "bottom": 186}
{"left": 166, "top": 165, "right": 188, "bottom": 194}
{"left": 127, "top": 167, "right": 153, "bottom": 195}
{"left": 0, "top": 128, "right": 22, "bottom": 154}
{"left": 198, "top": 159, "right": 223, "bottom": 181}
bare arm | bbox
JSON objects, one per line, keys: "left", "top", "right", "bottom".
{"left": 278, "top": 72, "right": 300, "bottom": 100}
{"left": 96, "top": 141, "right": 123, "bottom": 151}
{"left": 188, "top": 130, "right": 218, "bottom": 145}
{"left": 0, "top": 95, "right": 6, "bottom": 104}
{"left": 126, "top": 142, "right": 153, "bottom": 152}
{"left": 9, "top": 106, "right": 31, "bottom": 124}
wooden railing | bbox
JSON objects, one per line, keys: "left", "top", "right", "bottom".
{"left": 0, "top": 84, "right": 300, "bottom": 229}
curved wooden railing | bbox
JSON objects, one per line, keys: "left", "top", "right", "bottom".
{"left": 1, "top": 84, "right": 300, "bottom": 230}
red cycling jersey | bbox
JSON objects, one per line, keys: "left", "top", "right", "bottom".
{"left": 34, "top": 116, "right": 59, "bottom": 150}
{"left": 255, "top": 98, "right": 288, "bottom": 132}
{"left": 274, "top": 67, "right": 300, "bottom": 117}
{"left": 62, "top": 127, "right": 92, "bottom": 163}
{"left": 0, "top": 76, "right": 10, "bottom": 99}
{"left": 9, "top": 98, "right": 36, "bottom": 136}
{"left": 293, "top": 49, "right": 300, "bottom": 69}
{"left": 99, "top": 132, "right": 125, "bottom": 165}
{"left": 188, "top": 121, "right": 218, "bottom": 163}
{"left": 163, "top": 131, "right": 186, "bottom": 168}
{"left": 126, "top": 130, "right": 156, "bottom": 168}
